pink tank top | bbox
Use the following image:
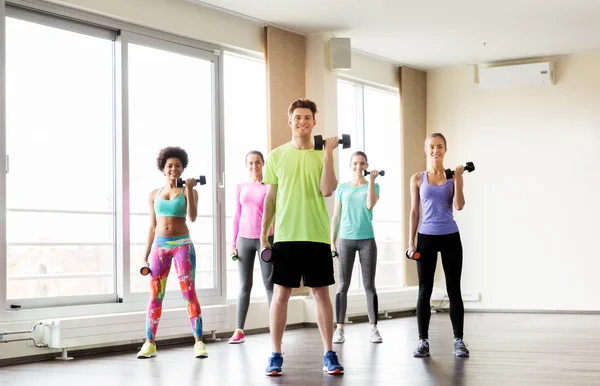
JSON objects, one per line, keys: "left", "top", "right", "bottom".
{"left": 232, "top": 181, "right": 273, "bottom": 247}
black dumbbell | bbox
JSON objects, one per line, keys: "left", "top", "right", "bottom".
{"left": 260, "top": 247, "right": 273, "bottom": 263}
{"left": 405, "top": 249, "right": 421, "bottom": 260}
{"left": 140, "top": 264, "right": 152, "bottom": 276}
{"left": 176, "top": 175, "right": 207, "bottom": 188}
{"left": 314, "top": 134, "right": 351, "bottom": 151}
{"left": 445, "top": 162, "right": 475, "bottom": 180}
{"left": 363, "top": 170, "right": 385, "bottom": 177}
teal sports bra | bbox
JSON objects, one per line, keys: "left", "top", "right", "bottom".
{"left": 154, "top": 187, "right": 187, "bottom": 218}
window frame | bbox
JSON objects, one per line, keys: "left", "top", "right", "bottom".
{"left": 3, "top": 7, "right": 119, "bottom": 310}
{"left": 221, "top": 50, "right": 270, "bottom": 303}
{"left": 0, "top": 0, "right": 8, "bottom": 323}
{"left": 118, "top": 30, "right": 225, "bottom": 306}
{"left": 336, "top": 75, "right": 405, "bottom": 292}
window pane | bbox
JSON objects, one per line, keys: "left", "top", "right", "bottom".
{"left": 127, "top": 43, "right": 216, "bottom": 293}
{"left": 336, "top": 80, "right": 362, "bottom": 291}
{"left": 364, "top": 86, "right": 403, "bottom": 287}
{"left": 336, "top": 80, "right": 404, "bottom": 290}
{"left": 364, "top": 86, "right": 402, "bottom": 224}
{"left": 223, "top": 52, "right": 268, "bottom": 300}
{"left": 5, "top": 17, "right": 115, "bottom": 299}
{"left": 375, "top": 243, "right": 405, "bottom": 288}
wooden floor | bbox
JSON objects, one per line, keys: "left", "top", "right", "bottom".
{"left": 2, "top": 312, "right": 600, "bottom": 385}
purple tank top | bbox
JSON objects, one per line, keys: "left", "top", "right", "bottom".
{"left": 418, "top": 171, "right": 459, "bottom": 235}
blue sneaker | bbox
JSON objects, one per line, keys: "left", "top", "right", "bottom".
{"left": 323, "top": 350, "right": 344, "bottom": 375}
{"left": 453, "top": 338, "right": 470, "bottom": 357}
{"left": 265, "top": 352, "right": 283, "bottom": 376}
{"left": 413, "top": 339, "right": 430, "bottom": 357}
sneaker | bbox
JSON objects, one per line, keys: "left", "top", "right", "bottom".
{"left": 453, "top": 338, "right": 470, "bottom": 357}
{"left": 369, "top": 328, "right": 383, "bottom": 343}
{"left": 413, "top": 339, "right": 430, "bottom": 357}
{"left": 194, "top": 341, "right": 208, "bottom": 358}
{"left": 332, "top": 328, "right": 345, "bottom": 343}
{"left": 323, "top": 350, "right": 344, "bottom": 375}
{"left": 136, "top": 341, "right": 157, "bottom": 358}
{"left": 229, "top": 330, "right": 245, "bottom": 344}
{"left": 265, "top": 352, "right": 283, "bottom": 376}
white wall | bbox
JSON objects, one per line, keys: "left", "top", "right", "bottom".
{"left": 427, "top": 54, "right": 600, "bottom": 311}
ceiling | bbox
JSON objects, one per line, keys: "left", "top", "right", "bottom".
{"left": 193, "top": 0, "right": 600, "bottom": 70}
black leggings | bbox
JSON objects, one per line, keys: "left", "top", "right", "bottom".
{"left": 416, "top": 232, "right": 464, "bottom": 340}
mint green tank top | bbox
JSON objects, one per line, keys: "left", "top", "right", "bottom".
{"left": 153, "top": 187, "right": 187, "bottom": 218}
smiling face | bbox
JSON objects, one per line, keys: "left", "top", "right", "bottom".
{"left": 246, "top": 153, "right": 264, "bottom": 176}
{"left": 288, "top": 107, "right": 316, "bottom": 140}
{"left": 425, "top": 135, "right": 447, "bottom": 162}
{"left": 162, "top": 157, "right": 184, "bottom": 182}
{"left": 350, "top": 154, "right": 368, "bottom": 175}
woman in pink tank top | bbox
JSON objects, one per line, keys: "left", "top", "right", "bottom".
{"left": 229, "top": 150, "right": 274, "bottom": 344}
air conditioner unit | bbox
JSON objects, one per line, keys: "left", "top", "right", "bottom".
{"left": 477, "top": 61, "right": 554, "bottom": 90}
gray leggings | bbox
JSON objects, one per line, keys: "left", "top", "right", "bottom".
{"left": 235, "top": 236, "right": 274, "bottom": 330}
{"left": 335, "top": 238, "right": 378, "bottom": 325}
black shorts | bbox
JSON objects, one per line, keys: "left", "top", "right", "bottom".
{"left": 271, "top": 241, "right": 335, "bottom": 288}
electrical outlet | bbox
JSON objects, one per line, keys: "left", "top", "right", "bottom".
{"left": 430, "top": 291, "right": 480, "bottom": 302}
{"left": 461, "top": 291, "right": 480, "bottom": 302}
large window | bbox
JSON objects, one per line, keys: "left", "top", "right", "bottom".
{"left": 5, "top": 16, "right": 115, "bottom": 303}
{"left": 1, "top": 5, "right": 225, "bottom": 312}
{"left": 336, "top": 79, "right": 403, "bottom": 290}
{"left": 222, "top": 52, "right": 269, "bottom": 301}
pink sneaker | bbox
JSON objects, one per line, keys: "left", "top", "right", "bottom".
{"left": 229, "top": 330, "right": 245, "bottom": 344}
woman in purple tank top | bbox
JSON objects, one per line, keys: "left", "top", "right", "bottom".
{"left": 407, "top": 133, "right": 470, "bottom": 358}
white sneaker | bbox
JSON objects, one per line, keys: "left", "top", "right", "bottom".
{"left": 332, "top": 328, "right": 345, "bottom": 343}
{"left": 370, "top": 328, "right": 383, "bottom": 343}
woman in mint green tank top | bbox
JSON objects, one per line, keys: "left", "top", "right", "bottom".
{"left": 330, "top": 151, "right": 383, "bottom": 344}
{"left": 136, "top": 146, "right": 207, "bottom": 360}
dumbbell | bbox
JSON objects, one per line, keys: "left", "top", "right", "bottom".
{"left": 260, "top": 247, "right": 273, "bottom": 263}
{"left": 405, "top": 249, "right": 421, "bottom": 260}
{"left": 314, "top": 134, "right": 351, "bottom": 151}
{"left": 231, "top": 254, "right": 238, "bottom": 262}
{"left": 444, "top": 162, "right": 475, "bottom": 180}
{"left": 140, "top": 264, "right": 152, "bottom": 276}
{"left": 363, "top": 170, "right": 385, "bottom": 177}
{"left": 176, "top": 175, "right": 207, "bottom": 188}
{"left": 331, "top": 251, "right": 339, "bottom": 258}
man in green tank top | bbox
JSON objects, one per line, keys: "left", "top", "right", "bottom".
{"left": 260, "top": 98, "right": 344, "bottom": 376}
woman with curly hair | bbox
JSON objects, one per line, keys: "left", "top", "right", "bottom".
{"left": 136, "top": 146, "right": 208, "bottom": 359}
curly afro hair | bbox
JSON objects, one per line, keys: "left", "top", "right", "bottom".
{"left": 156, "top": 146, "right": 189, "bottom": 171}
